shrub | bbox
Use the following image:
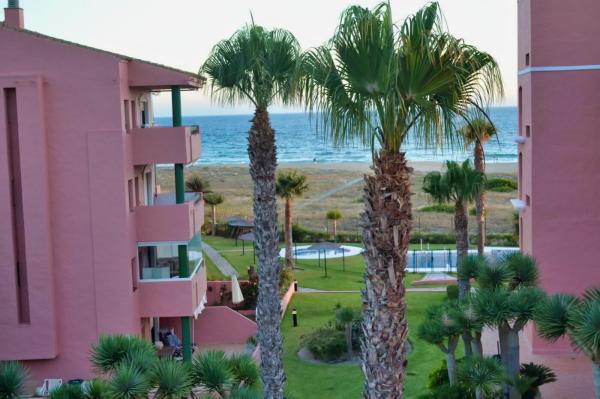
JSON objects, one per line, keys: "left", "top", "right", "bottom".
{"left": 279, "top": 268, "right": 295, "bottom": 296}
{"left": 418, "top": 384, "right": 473, "bottom": 399}
{"left": 446, "top": 285, "right": 459, "bottom": 300}
{"left": 300, "top": 325, "right": 347, "bottom": 362}
{"left": 419, "top": 204, "right": 454, "bottom": 213}
{"left": 485, "top": 178, "right": 517, "bottom": 192}
{"left": 49, "top": 384, "right": 85, "bottom": 399}
{"left": 0, "top": 361, "right": 31, "bottom": 399}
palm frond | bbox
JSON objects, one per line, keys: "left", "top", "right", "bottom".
{"left": 570, "top": 299, "right": 600, "bottom": 363}
{"left": 502, "top": 252, "right": 539, "bottom": 290}
{"left": 276, "top": 170, "right": 309, "bottom": 199}
{"left": 191, "top": 351, "right": 232, "bottom": 396}
{"left": 457, "top": 255, "right": 487, "bottom": 280}
{"left": 108, "top": 363, "right": 151, "bottom": 399}
{"left": 0, "top": 362, "right": 31, "bottom": 399}
{"left": 534, "top": 293, "right": 579, "bottom": 342}
{"left": 228, "top": 353, "right": 260, "bottom": 388}
{"left": 476, "top": 261, "right": 512, "bottom": 290}
{"left": 423, "top": 160, "right": 485, "bottom": 205}
{"left": 204, "top": 192, "right": 225, "bottom": 206}
{"left": 151, "top": 359, "right": 192, "bottom": 399}
{"left": 458, "top": 356, "right": 506, "bottom": 397}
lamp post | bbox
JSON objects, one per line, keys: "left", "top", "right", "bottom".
{"left": 292, "top": 308, "right": 298, "bottom": 327}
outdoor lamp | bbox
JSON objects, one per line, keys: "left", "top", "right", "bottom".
{"left": 292, "top": 308, "right": 298, "bottom": 327}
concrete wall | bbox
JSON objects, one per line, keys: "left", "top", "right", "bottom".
{"left": 518, "top": 0, "right": 600, "bottom": 353}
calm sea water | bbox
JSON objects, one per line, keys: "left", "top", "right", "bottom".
{"left": 155, "top": 107, "right": 517, "bottom": 165}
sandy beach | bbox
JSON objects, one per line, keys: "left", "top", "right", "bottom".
{"left": 157, "top": 161, "right": 517, "bottom": 235}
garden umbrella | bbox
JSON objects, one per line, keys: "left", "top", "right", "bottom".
{"left": 231, "top": 274, "right": 244, "bottom": 304}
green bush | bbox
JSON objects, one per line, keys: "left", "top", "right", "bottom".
{"left": 419, "top": 204, "right": 454, "bottom": 213}
{"left": 279, "top": 268, "right": 295, "bottom": 296}
{"left": 418, "top": 384, "right": 473, "bottom": 399}
{"left": 486, "top": 178, "right": 517, "bottom": 192}
{"left": 300, "top": 325, "right": 347, "bottom": 362}
{"left": 446, "top": 285, "right": 459, "bottom": 300}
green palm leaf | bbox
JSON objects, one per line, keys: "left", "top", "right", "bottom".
{"left": 0, "top": 362, "right": 30, "bottom": 399}
{"left": 228, "top": 354, "right": 260, "bottom": 388}
{"left": 534, "top": 293, "right": 579, "bottom": 342}
{"left": 108, "top": 363, "right": 150, "bottom": 399}
{"left": 151, "top": 359, "right": 192, "bottom": 399}
{"left": 458, "top": 356, "right": 506, "bottom": 398}
{"left": 191, "top": 351, "right": 232, "bottom": 396}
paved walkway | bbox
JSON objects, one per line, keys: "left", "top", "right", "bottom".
{"left": 298, "top": 287, "right": 446, "bottom": 293}
{"left": 203, "top": 243, "right": 238, "bottom": 277}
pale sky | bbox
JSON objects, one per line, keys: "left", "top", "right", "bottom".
{"left": 16, "top": 0, "right": 517, "bottom": 116}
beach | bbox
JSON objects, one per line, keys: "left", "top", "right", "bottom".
{"left": 157, "top": 161, "right": 517, "bottom": 235}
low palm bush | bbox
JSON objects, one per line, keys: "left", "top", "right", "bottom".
{"left": 0, "top": 361, "right": 30, "bottom": 399}
{"left": 300, "top": 325, "right": 347, "bottom": 362}
{"left": 419, "top": 204, "right": 455, "bottom": 213}
{"left": 192, "top": 351, "right": 259, "bottom": 398}
{"left": 485, "top": 178, "right": 517, "bottom": 192}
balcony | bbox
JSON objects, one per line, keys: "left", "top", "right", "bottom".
{"left": 137, "top": 232, "right": 207, "bottom": 318}
{"left": 132, "top": 126, "right": 200, "bottom": 166}
{"left": 136, "top": 193, "right": 204, "bottom": 244}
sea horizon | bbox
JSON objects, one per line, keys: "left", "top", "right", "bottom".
{"left": 156, "top": 107, "right": 518, "bottom": 165}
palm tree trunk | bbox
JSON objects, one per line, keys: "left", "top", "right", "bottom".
{"left": 446, "top": 336, "right": 459, "bottom": 386}
{"left": 475, "top": 388, "right": 484, "bottom": 399}
{"left": 474, "top": 142, "right": 486, "bottom": 256}
{"left": 361, "top": 151, "right": 411, "bottom": 399}
{"left": 456, "top": 200, "right": 470, "bottom": 300}
{"left": 498, "top": 322, "right": 511, "bottom": 398}
{"left": 211, "top": 205, "right": 217, "bottom": 236}
{"left": 248, "top": 107, "right": 285, "bottom": 399}
{"left": 345, "top": 322, "right": 353, "bottom": 359}
{"left": 593, "top": 362, "right": 600, "bottom": 399}
{"left": 462, "top": 330, "right": 473, "bottom": 358}
{"left": 284, "top": 198, "right": 294, "bottom": 269}
{"left": 507, "top": 328, "right": 521, "bottom": 399}
{"left": 471, "top": 330, "right": 483, "bottom": 357}
{"left": 333, "top": 220, "right": 337, "bottom": 240}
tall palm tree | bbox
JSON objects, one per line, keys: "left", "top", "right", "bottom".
{"left": 460, "top": 118, "right": 497, "bottom": 256}
{"left": 535, "top": 286, "right": 600, "bottom": 398}
{"left": 202, "top": 23, "right": 301, "bottom": 398}
{"left": 276, "top": 170, "right": 308, "bottom": 269}
{"left": 326, "top": 209, "right": 342, "bottom": 240}
{"left": 204, "top": 192, "right": 225, "bottom": 236}
{"left": 423, "top": 160, "right": 486, "bottom": 267}
{"left": 301, "top": 3, "right": 502, "bottom": 396}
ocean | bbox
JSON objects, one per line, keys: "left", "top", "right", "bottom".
{"left": 155, "top": 107, "right": 517, "bottom": 165}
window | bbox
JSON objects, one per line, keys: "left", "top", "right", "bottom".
{"left": 131, "top": 100, "right": 137, "bottom": 128}
{"left": 134, "top": 176, "right": 141, "bottom": 206}
{"left": 131, "top": 257, "right": 139, "bottom": 290}
{"left": 124, "top": 100, "right": 131, "bottom": 131}
{"left": 128, "top": 179, "right": 134, "bottom": 211}
{"left": 526, "top": 195, "right": 531, "bottom": 207}
{"left": 5, "top": 88, "right": 30, "bottom": 324}
{"left": 526, "top": 125, "right": 531, "bottom": 138}
{"left": 518, "top": 87, "right": 523, "bottom": 135}
{"left": 525, "top": 53, "right": 530, "bottom": 66}
{"left": 518, "top": 152, "right": 523, "bottom": 198}
{"left": 519, "top": 217, "right": 523, "bottom": 248}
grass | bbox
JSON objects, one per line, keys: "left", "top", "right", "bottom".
{"left": 419, "top": 203, "right": 454, "bottom": 213}
{"left": 203, "top": 236, "right": 457, "bottom": 290}
{"left": 282, "top": 292, "right": 450, "bottom": 398}
{"left": 203, "top": 252, "right": 227, "bottom": 280}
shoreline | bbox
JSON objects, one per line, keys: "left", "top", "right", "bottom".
{"left": 168, "top": 161, "right": 517, "bottom": 174}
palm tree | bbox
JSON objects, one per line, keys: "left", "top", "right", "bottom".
{"left": 192, "top": 351, "right": 260, "bottom": 398}
{"left": 418, "top": 304, "right": 463, "bottom": 385}
{"left": 458, "top": 356, "right": 506, "bottom": 399}
{"left": 185, "top": 174, "right": 211, "bottom": 194}
{"left": 0, "top": 361, "right": 30, "bottom": 399}
{"left": 534, "top": 286, "right": 600, "bottom": 398}
{"left": 325, "top": 210, "right": 342, "bottom": 240}
{"left": 276, "top": 170, "right": 308, "bottom": 269}
{"left": 300, "top": 3, "right": 502, "bottom": 395}
{"left": 460, "top": 118, "right": 497, "bottom": 256}
{"left": 423, "top": 160, "right": 486, "bottom": 265}
{"left": 151, "top": 359, "right": 192, "bottom": 399}
{"left": 202, "top": 24, "right": 301, "bottom": 397}
{"left": 204, "top": 192, "right": 225, "bottom": 236}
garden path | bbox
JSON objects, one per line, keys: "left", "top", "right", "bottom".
{"left": 203, "top": 243, "right": 238, "bottom": 277}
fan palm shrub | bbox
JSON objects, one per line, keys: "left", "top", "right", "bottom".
{"left": 0, "top": 361, "right": 30, "bottom": 399}
{"left": 423, "top": 160, "right": 486, "bottom": 265}
{"left": 49, "top": 384, "right": 86, "bottom": 399}
{"left": 519, "top": 363, "right": 556, "bottom": 399}
{"left": 90, "top": 335, "right": 157, "bottom": 374}
{"left": 192, "top": 351, "right": 260, "bottom": 398}
{"left": 300, "top": 3, "right": 502, "bottom": 395}
{"left": 83, "top": 379, "right": 110, "bottom": 399}
{"left": 276, "top": 170, "right": 308, "bottom": 268}
{"left": 534, "top": 286, "right": 600, "bottom": 398}
{"left": 151, "top": 359, "right": 192, "bottom": 399}
{"left": 204, "top": 192, "right": 225, "bottom": 236}
{"left": 460, "top": 118, "right": 497, "bottom": 255}
{"left": 325, "top": 210, "right": 342, "bottom": 240}
{"left": 202, "top": 23, "right": 301, "bottom": 398}
{"left": 458, "top": 356, "right": 506, "bottom": 399}
{"left": 185, "top": 174, "right": 211, "bottom": 194}
{"left": 108, "top": 363, "right": 151, "bottom": 399}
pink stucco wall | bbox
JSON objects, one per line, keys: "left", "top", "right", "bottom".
{"left": 519, "top": 0, "right": 600, "bottom": 354}
{"left": 0, "top": 12, "right": 203, "bottom": 383}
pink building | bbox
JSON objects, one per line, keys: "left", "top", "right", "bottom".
{"left": 0, "top": 2, "right": 212, "bottom": 381}
{"left": 518, "top": 0, "right": 600, "bottom": 354}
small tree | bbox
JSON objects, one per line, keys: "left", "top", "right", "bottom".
{"left": 535, "top": 286, "right": 600, "bottom": 399}
{"left": 418, "top": 303, "right": 463, "bottom": 385}
{"left": 276, "top": 171, "right": 309, "bottom": 269}
{"left": 336, "top": 307, "right": 355, "bottom": 359}
{"left": 192, "top": 351, "right": 260, "bottom": 398}
{"left": 185, "top": 174, "right": 211, "bottom": 194}
{"left": 423, "top": 160, "right": 485, "bottom": 266}
{"left": 204, "top": 193, "right": 225, "bottom": 236}
{"left": 325, "top": 210, "right": 342, "bottom": 240}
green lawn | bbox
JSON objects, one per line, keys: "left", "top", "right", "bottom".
{"left": 203, "top": 236, "right": 456, "bottom": 289}
{"left": 281, "top": 292, "right": 450, "bottom": 399}
{"left": 203, "top": 252, "right": 227, "bottom": 281}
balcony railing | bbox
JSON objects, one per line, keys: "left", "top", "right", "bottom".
{"left": 136, "top": 193, "right": 204, "bottom": 243}
{"left": 131, "top": 126, "right": 201, "bottom": 165}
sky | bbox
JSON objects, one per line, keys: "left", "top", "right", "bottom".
{"left": 16, "top": 0, "right": 517, "bottom": 116}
